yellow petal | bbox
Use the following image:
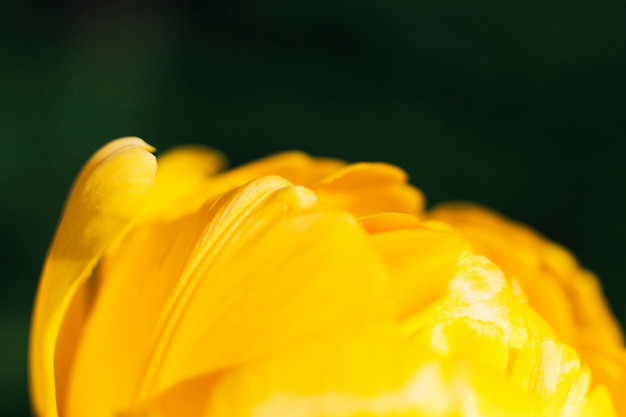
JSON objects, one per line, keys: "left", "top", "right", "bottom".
{"left": 398, "top": 360, "right": 541, "bottom": 417}
{"left": 156, "top": 151, "right": 346, "bottom": 221}
{"left": 430, "top": 203, "right": 625, "bottom": 410}
{"left": 522, "top": 304, "right": 559, "bottom": 340}
{"left": 401, "top": 253, "right": 529, "bottom": 350}
{"left": 580, "top": 385, "right": 617, "bottom": 417}
{"left": 225, "top": 151, "right": 345, "bottom": 185}
{"left": 200, "top": 334, "right": 538, "bottom": 417}
{"left": 201, "top": 325, "right": 409, "bottom": 417}
{"left": 577, "top": 347, "right": 626, "bottom": 416}
{"left": 370, "top": 220, "right": 470, "bottom": 319}
{"left": 568, "top": 269, "right": 625, "bottom": 351}
{"left": 67, "top": 176, "right": 392, "bottom": 416}
{"left": 29, "top": 137, "right": 157, "bottom": 417}
{"left": 429, "top": 203, "right": 624, "bottom": 350}
{"left": 141, "top": 145, "right": 225, "bottom": 221}
{"left": 309, "top": 162, "right": 425, "bottom": 217}
{"left": 510, "top": 337, "right": 591, "bottom": 417}
{"left": 359, "top": 212, "right": 421, "bottom": 234}
{"left": 52, "top": 279, "right": 90, "bottom": 417}
{"left": 413, "top": 318, "right": 510, "bottom": 374}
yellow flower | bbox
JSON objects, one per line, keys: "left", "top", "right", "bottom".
{"left": 30, "top": 138, "right": 625, "bottom": 417}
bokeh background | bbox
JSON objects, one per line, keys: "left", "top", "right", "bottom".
{"left": 2, "top": 1, "right": 626, "bottom": 415}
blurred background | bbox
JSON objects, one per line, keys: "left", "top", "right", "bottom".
{"left": 2, "top": 1, "right": 626, "bottom": 415}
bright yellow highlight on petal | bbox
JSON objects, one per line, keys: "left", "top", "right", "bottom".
{"left": 30, "top": 139, "right": 625, "bottom": 417}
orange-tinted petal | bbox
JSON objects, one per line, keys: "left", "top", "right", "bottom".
{"left": 577, "top": 347, "right": 626, "bottom": 416}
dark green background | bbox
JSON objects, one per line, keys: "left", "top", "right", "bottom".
{"left": 2, "top": 2, "right": 625, "bottom": 415}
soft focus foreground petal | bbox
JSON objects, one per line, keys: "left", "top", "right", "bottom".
{"left": 401, "top": 253, "right": 529, "bottom": 350}
{"left": 413, "top": 318, "right": 510, "bottom": 374}
{"left": 581, "top": 385, "right": 617, "bottom": 417}
{"left": 67, "top": 176, "right": 391, "bottom": 417}
{"left": 29, "top": 138, "right": 157, "bottom": 417}
{"left": 182, "top": 325, "right": 409, "bottom": 417}
{"left": 429, "top": 203, "right": 624, "bottom": 349}
{"left": 370, "top": 220, "right": 470, "bottom": 319}
{"left": 511, "top": 337, "right": 591, "bottom": 417}
{"left": 309, "top": 163, "right": 425, "bottom": 217}
{"left": 141, "top": 145, "right": 225, "bottom": 220}
{"left": 197, "top": 327, "right": 538, "bottom": 417}
{"left": 148, "top": 151, "right": 345, "bottom": 222}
